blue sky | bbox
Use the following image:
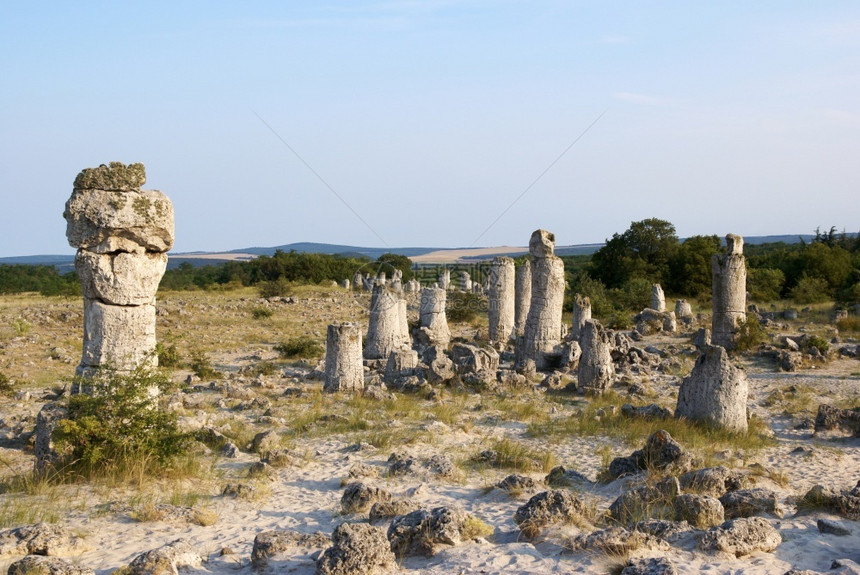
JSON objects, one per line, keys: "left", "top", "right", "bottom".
{"left": 1, "top": 1, "right": 859, "bottom": 257}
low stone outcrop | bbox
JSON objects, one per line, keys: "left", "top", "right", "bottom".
{"left": 387, "top": 507, "right": 482, "bottom": 557}
{"left": 7, "top": 556, "right": 94, "bottom": 575}
{"left": 126, "top": 539, "right": 202, "bottom": 575}
{"left": 607, "top": 430, "right": 692, "bottom": 480}
{"left": 676, "top": 344, "right": 748, "bottom": 433}
{"left": 513, "top": 490, "right": 586, "bottom": 538}
{"left": 719, "top": 488, "right": 781, "bottom": 519}
{"left": 814, "top": 405, "right": 860, "bottom": 436}
{"left": 341, "top": 482, "right": 393, "bottom": 514}
{"left": 251, "top": 530, "right": 331, "bottom": 568}
{"left": 699, "top": 517, "right": 781, "bottom": 556}
{"left": 316, "top": 522, "right": 395, "bottom": 575}
{"left": 674, "top": 494, "right": 724, "bottom": 528}
{"left": 0, "top": 523, "right": 85, "bottom": 556}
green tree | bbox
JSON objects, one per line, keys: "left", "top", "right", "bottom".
{"left": 667, "top": 235, "right": 721, "bottom": 297}
{"left": 376, "top": 253, "right": 414, "bottom": 281}
{"left": 747, "top": 268, "right": 785, "bottom": 302}
{"left": 589, "top": 218, "right": 679, "bottom": 288}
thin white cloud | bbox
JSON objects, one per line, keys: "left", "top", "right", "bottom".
{"left": 613, "top": 92, "right": 675, "bottom": 106}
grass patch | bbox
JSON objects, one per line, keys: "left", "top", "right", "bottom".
{"left": 761, "top": 384, "right": 816, "bottom": 417}
{"left": 474, "top": 438, "right": 557, "bottom": 473}
{"left": 274, "top": 336, "right": 323, "bottom": 359}
{"left": 836, "top": 316, "right": 860, "bottom": 334}
{"left": 189, "top": 349, "right": 219, "bottom": 379}
{"left": 251, "top": 307, "right": 274, "bottom": 320}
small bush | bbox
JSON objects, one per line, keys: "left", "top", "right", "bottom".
{"left": 836, "top": 316, "right": 860, "bottom": 334}
{"left": 447, "top": 292, "right": 486, "bottom": 323}
{"left": 189, "top": 349, "right": 218, "bottom": 379}
{"left": 732, "top": 315, "right": 768, "bottom": 354}
{"left": 156, "top": 343, "right": 181, "bottom": 369}
{"left": 258, "top": 279, "right": 293, "bottom": 299}
{"left": 251, "top": 307, "right": 274, "bottom": 320}
{"left": 54, "top": 365, "right": 192, "bottom": 477}
{"left": 274, "top": 337, "right": 323, "bottom": 359}
{"left": 253, "top": 361, "right": 278, "bottom": 376}
{"left": 790, "top": 276, "right": 831, "bottom": 304}
{"left": 806, "top": 335, "right": 829, "bottom": 355}
{"left": 0, "top": 372, "right": 13, "bottom": 395}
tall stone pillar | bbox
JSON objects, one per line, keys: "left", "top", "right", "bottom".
{"left": 64, "top": 162, "right": 173, "bottom": 380}
{"left": 570, "top": 294, "right": 591, "bottom": 340}
{"left": 577, "top": 319, "right": 614, "bottom": 393}
{"left": 324, "top": 323, "right": 364, "bottom": 392}
{"left": 514, "top": 260, "right": 531, "bottom": 337}
{"left": 711, "top": 234, "right": 747, "bottom": 350}
{"left": 418, "top": 287, "right": 451, "bottom": 347}
{"left": 439, "top": 269, "right": 451, "bottom": 291}
{"left": 364, "top": 285, "right": 410, "bottom": 359}
{"left": 651, "top": 284, "right": 666, "bottom": 312}
{"left": 520, "top": 230, "right": 565, "bottom": 370}
{"left": 488, "top": 257, "right": 515, "bottom": 345}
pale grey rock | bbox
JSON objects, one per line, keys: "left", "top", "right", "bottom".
{"left": 76, "top": 251, "right": 167, "bottom": 305}
{"left": 0, "top": 523, "right": 85, "bottom": 556}
{"left": 676, "top": 344, "right": 748, "bottom": 433}
{"left": 568, "top": 527, "right": 648, "bottom": 554}
{"left": 341, "top": 482, "right": 392, "bottom": 514}
{"left": 7, "top": 556, "right": 94, "bottom": 575}
{"left": 712, "top": 234, "right": 747, "bottom": 350}
{"left": 496, "top": 474, "right": 539, "bottom": 493}
{"left": 422, "top": 344, "right": 456, "bottom": 384}
{"left": 365, "top": 285, "right": 410, "bottom": 359}
{"left": 251, "top": 530, "right": 331, "bottom": 568}
{"left": 451, "top": 343, "right": 499, "bottom": 388}
{"left": 513, "top": 489, "right": 586, "bottom": 538}
{"left": 439, "top": 269, "right": 451, "bottom": 290}
{"left": 514, "top": 260, "right": 531, "bottom": 337}
{"left": 79, "top": 299, "right": 156, "bottom": 370}
{"left": 520, "top": 232, "right": 565, "bottom": 370}
{"left": 577, "top": 319, "right": 614, "bottom": 393}
{"left": 651, "top": 284, "right": 666, "bottom": 312}
{"left": 488, "top": 257, "right": 516, "bottom": 344}
{"left": 324, "top": 323, "right": 364, "bottom": 393}
{"left": 369, "top": 500, "right": 418, "bottom": 523}
{"left": 621, "top": 557, "right": 677, "bottom": 575}
{"left": 317, "top": 522, "right": 395, "bottom": 575}
{"left": 719, "top": 488, "right": 781, "bottom": 519}
{"left": 387, "top": 507, "right": 478, "bottom": 557}
{"left": 459, "top": 271, "right": 472, "bottom": 291}
{"left": 678, "top": 467, "right": 746, "bottom": 497}
{"left": 699, "top": 517, "right": 781, "bottom": 556}
{"left": 126, "top": 539, "right": 201, "bottom": 575}
{"left": 418, "top": 287, "right": 451, "bottom": 347}
{"left": 33, "top": 403, "right": 69, "bottom": 473}
{"left": 817, "top": 518, "right": 851, "bottom": 536}
{"left": 674, "top": 494, "right": 725, "bottom": 528}
{"left": 570, "top": 293, "right": 591, "bottom": 340}
{"left": 383, "top": 348, "right": 419, "bottom": 389}
{"left": 675, "top": 299, "right": 693, "bottom": 319}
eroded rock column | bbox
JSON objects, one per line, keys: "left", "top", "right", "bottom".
{"left": 712, "top": 234, "right": 747, "bottom": 350}
{"left": 324, "top": 323, "right": 364, "bottom": 392}
{"left": 570, "top": 294, "right": 591, "bottom": 340}
{"left": 675, "top": 344, "right": 748, "bottom": 432}
{"left": 514, "top": 260, "right": 531, "bottom": 337}
{"left": 64, "top": 162, "right": 173, "bottom": 379}
{"left": 651, "top": 284, "right": 666, "bottom": 312}
{"left": 577, "top": 319, "right": 614, "bottom": 393}
{"left": 418, "top": 287, "right": 451, "bottom": 347}
{"left": 364, "top": 285, "right": 410, "bottom": 359}
{"left": 520, "top": 230, "right": 565, "bottom": 370}
{"left": 488, "top": 257, "right": 515, "bottom": 345}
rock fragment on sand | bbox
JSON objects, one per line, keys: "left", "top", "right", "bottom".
{"left": 317, "top": 522, "right": 395, "bottom": 575}
{"left": 0, "top": 523, "right": 85, "bottom": 556}
{"left": 678, "top": 467, "right": 746, "bottom": 498}
{"left": 126, "top": 539, "right": 202, "bottom": 575}
{"left": 674, "top": 494, "right": 725, "bottom": 528}
{"left": 341, "top": 482, "right": 392, "bottom": 514}
{"left": 621, "top": 556, "right": 677, "bottom": 575}
{"left": 7, "top": 556, "right": 94, "bottom": 575}
{"left": 699, "top": 517, "right": 781, "bottom": 556}
{"left": 387, "top": 507, "right": 481, "bottom": 557}
{"left": 513, "top": 489, "right": 586, "bottom": 538}
{"left": 817, "top": 518, "right": 852, "bottom": 536}
{"left": 251, "top": 530, "right": 331, "bottom": 568}
{"left": 719, "top": 488, "right": 781, "bottom": 519}
{"left": 567, "top": 527, "right": 649, "bottom": 554}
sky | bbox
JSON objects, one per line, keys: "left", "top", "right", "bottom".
{"left": 1, "top": 1, "right": 859, "bottom": 258}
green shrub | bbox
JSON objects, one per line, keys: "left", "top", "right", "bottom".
{"left": 837, "top": 316, "right": 860, "bottom": 333}
{"left": 806, "top": 335, "right": 829, "bottom": 355}
{"left": 189, "top": 349, "right": 218, "bottom": 379}
{"left": 790, "top": 275, "right": 831, "bottom": 304}
{"left": 274, "top": 336, "right": 323, "bottom": 359}
{"left": 258, "top": 279, "right": 293, "bottom": 298}
{"left": 155, "top": 343, "right": 181, "bottom": 369}
{"left": 54, "top": 365, "right": 191, "bottom": 476}
{"left": 447, "top": 292, "right": 486, "bottom": 323}
{"left": 251, "top": 307, "right": 274, "bottom": 319}
{"left": 0, "top": 372, "right": 13, "bottom": 395}
{"left": 747, "top": 267, "right": 785, "bottom": 302}
{"left": 732, "top": 315, "right": 768, "bottom": 354}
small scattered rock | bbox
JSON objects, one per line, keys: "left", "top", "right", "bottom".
{"left": 674, "top": 494, "right": 724, "bottom": 528}
{"left": 7, "top": 556, "right": 94, "bottom": 575}
{"left": 126, "top": 539, "right": 202, "bottom": 575}
{"left": 317, "top": 522, "right": 396, "bottom": 575}
{"left": 699, "top": 517, "right": 781, "bottom": 557}
{"left": 817, "top": 518, "right": 852, "bottom": 536}
{"left": 513, "top": 490, "right": 586, "bottom": 538}
{"left": 341, "top": 482, "right": 392, "bottom": 514}
{"left": 621, "top": 556, "right": 677, "bottom": 575}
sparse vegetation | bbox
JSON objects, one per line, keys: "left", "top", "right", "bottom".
{"left": 251, "top": 306, "right": 274, "bottom": 319}
{"left": 447, "top": 292, "right": 486, "bottom": 323}
{"left": 155, "top": 342, "right": 181, "bottom": 369}
{"left": 189, "top": 349, "right": 218, "bottom": 379}
{"left": 732, "top": 315, "right": 768, "bottom": 354}
{"left": 274, "top": 336, "right": 323, "bottom": 359}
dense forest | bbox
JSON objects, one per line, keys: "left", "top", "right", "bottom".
{"left": 1, "top": 221, "right": 857, "bottom": 315}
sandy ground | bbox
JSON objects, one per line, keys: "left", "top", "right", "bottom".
{"left": 0, "top": 289, "right": 858, "bottom": 574}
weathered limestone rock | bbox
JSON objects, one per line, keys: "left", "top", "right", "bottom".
{"left": 719, "top": 488, "right": 781, "bottom": 519}
{"left": 712, "top": 234, "right": 747, "bottom": 350}
{"left": 7, "top": 556, "right": 94, "bottom": 575}
{"left": 651, "top": 284, "right": 666, "bottom": 312}
{"left": 577, "top": 319, "right": 614, "bottom": 393}
{"left": 513, "top": 490, "right": 586, "bottom": 539}
{"left": 324, "top": 323, "right": 364, "bottom": 393}
{"left": 451, "top": 343, "right": 499, "bottom": 388}
{"left": 418, "top": 287, "right": 450, "bottom": 347}
{"left": 635, "top": 308, "right": 676, "bottom": 335}
{"left": 514, "top": 260, "right": 531, "bottom": 337}
{"left": 317, "top": 522, "right": 396, "bottom": 575}
{"left": 0, "top": 523, "right": 86, "bottom": 556}
{"left": 678, "top": 467, "right": 746, "bottom": 498}
{"left": 341, "top": 482, "right": 392, "bottom": 514}
{"left": 80, "top": 300, "right": 157, "bottom": 371}
{"left": 675, "top": 299, "right": 693, "bottom": 319}
{"left": 458, "top": 271, "right": 472, "bottom": 292}
{"left": 439, "top": 269, "right": 451, "bottom": 290}
{"left": 488, "top": 257, "right": 515, "bottom": 345}
{"left": 33, "top": 403, "right": 69, "bottom": 474}
{"left": 126, "top": 539, "right": 202, "bottom": 575}
{"left": 699, "top": 517, "right": 781, "bottom": 556}
{"left": 365, "top": 285, "right": 410, "bottom": 360}
{"left": 567, "top": 527, "right": 647, "bottom": 555}
{"left": 341, "top": 279, "right": 350, "bottom": 289}
{"left": 520, "top": 230, "right": 565, "bottom": 370}
{"left": 621, "top": 557, "right": 677, "bottom": 575}
{"left": 814, "top": 404, "right": 860, "bottom": 436}
{"left": 422, "top": 345, "right": 456, "bottom": 384}
{"left": 387, "top": 507, "right": 481, "bottom": 557}
{"left": 251, "top": 531, "right": 331, "bottom": 569}
{"left": 674, "top": 494, "right": 725, "bottom": 528}
{"left": 66, "top": 163, "right": 173, "bottom": 380}
{"left": 384, "top": 348, "right": 419, "bottom": 389}
{"left": 570, "top": 293, "right": 591, "bottom": 340}
{"left": 353, "top": 271, "right": 363, "bottom": 289}
{"left": 676, "top": 345, "right": 748, "bottom": 433}
{"left": 76, "top": 251, "right": 166, "bottom": 306}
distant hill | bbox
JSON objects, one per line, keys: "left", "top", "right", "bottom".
{"left": 0, "top": 234, "right": 838, "bottom": 270}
